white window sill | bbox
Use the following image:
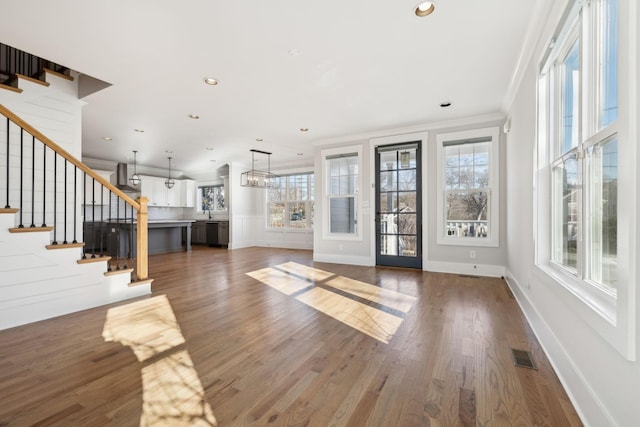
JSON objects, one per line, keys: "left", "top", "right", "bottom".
{"left": 437, "top": 235, "right": 499, "bottom": 248}
{"left": 266, "top": 228, "right": 314, "bottom": 234}
{"left": 537, "top": 261, "right": 617, "bottom": 325}
{"left": 322, "top": 233, "right": 362, "bottom": 241}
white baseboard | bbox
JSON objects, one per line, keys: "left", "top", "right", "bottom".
{"left": 256, "top": 241, "right": 313, "bottom": 250}
{"left": 504, "top": 270, "right": 615, "bottom": 427}
{"left": 312, "top": 253, "right": 374, "bottom": 266}
{"left": 424, "top": 260, "right": 505, "bottom": 277}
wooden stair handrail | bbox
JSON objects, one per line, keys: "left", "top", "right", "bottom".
{"left": 0, "top": 104, "right": 140, "bottom": 210}
{"left": 0, "top": 104, "right": 150, "bottom": 280}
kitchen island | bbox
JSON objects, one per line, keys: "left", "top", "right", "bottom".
{"left": 104, "top": 219, "right": 195, "bottom": 257}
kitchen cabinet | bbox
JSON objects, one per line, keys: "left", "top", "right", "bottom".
{"left": 140, "top": 176, "right": 164, "bottom": 206}
{"left": 181, "top": 179, "right": 195, "bottom": 207}
{"left": 139, "top": 175, "right": 192, "bottom": 207}
{"left": 191, "top": 221, "right": 207, "bottom": 244}
{"left": 166, "top": 179, "right": 181, "bottom": 207}
{"left": 206, "top": 221, "right": 229, "bottom": 247}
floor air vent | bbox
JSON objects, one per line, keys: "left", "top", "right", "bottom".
{"left": 511, "top": 348, "right": 537, "bottom": 370}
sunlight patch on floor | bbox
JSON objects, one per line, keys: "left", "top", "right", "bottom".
{"left": 103, "top": 295, "right": 217, "bottom": 426}
{"left": 296, "top": 287, "right": 404, "bottom": 344}
{"left": 246, "top": 267, "right": 312, "bottom": 295}
{"left": 246, "top": 262, "right": 417, "bottom": 344}
{"left": 324, "top": 275, "right": 417, "bottom": 313}
{"left": 275, "top": 261, "right": 335, "bottom": 282}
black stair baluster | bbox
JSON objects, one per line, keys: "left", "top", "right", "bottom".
{"left": 91, "top": 177, "right": 96, "bottom": 258}
{"left": 62, "top": 159, "right": 67, "bottom": 244}
{"left": 42, "top": 144, "right": 46, "bottom": 226}
{"left": 4, "top": 117, "right": 9, "bottom": 208}
{"left": 52, "top": 154, "right": 57, "bottom": 245}
{"left": 30, "top": 135, "right": 35, "bottom": 227}
{"left": 72, "top": 165, "right": 77, "bottom": 243}
{"left": 130, "top": 204, "right": 135, "bottom": 265}
{"left": 104, "top": 190, "right": 109, "bottom": 269}
{"left": 116, "top": 194, "right": 120, "bottom": 270}
{"left": 122, "top": 200, "right": 128, "bottom": 269}
{"left": 18, "top": 128, "right": 23, "bottom": 228}
{"left": 82, "top": 173, "right": 87, "bottom": 259}
{"left": 98, "top": 184, "right": 104, "bottom": 259}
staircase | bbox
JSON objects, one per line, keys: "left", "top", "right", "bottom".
{"left": 0, "top": 43, "right": 152, "bottom": 331}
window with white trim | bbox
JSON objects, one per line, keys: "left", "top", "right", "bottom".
{"left": 436, "top": 127, "right": 499, "bottom": 247}
{"left": 200, "top": 185, "right": 225, "bottom": 211}
{"left": 267, "top": 173, "right": 314, "bottom": 229}
{"left": 539, "top": 0, "right": 619, "bottom": 291}
{"left": 322, "top": 146, "right": 361, "bottom": 238}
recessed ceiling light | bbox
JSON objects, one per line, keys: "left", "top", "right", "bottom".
{"left": 210, "top": 159, "right": 217, "bottom": 162}
{"left": 189, "top": 114, "right": 200, "bottom": 119}
{"left": 203, "top": 77, "right": 218, "bottom": 85}
{"left": 300, "top": 128, "right": 309, "bottom": 132}
{"left": 440, "top": 102, "right": 452, "bottom": 107}
{"left": 134, "top": 128, "right": 144, "bottom": 133}
{"left": 205, "top": 147, "right": 214, "bottom": 151}
{"left": 165, "top": 150, "right": 173, "bottom": 154}
{"left": 288, "top": 48, "right": 302, "bottom": 57}
{"left": 102, "top": 137, "right": 112, "bottom": 141}
{"left": 297, "top": 152, "right": 304, "bottom": 156}
{"left": 256, "top": 138, "right": 263, "bottom": 142}
{"left": 415, "top": 1, "right": 436, "bottom": 17}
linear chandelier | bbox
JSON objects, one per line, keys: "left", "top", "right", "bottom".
{"left": 240, "top": 149, "right": 279, "bottom": 188}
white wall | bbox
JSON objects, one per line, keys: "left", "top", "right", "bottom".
{"left": 425, "top": 121, "right": 507, "bottom": 277}
{"left": 0, "top": 72, "right": 83, "bottom": 240}
{"left": 312, "top": 121, "right": 507, "bottom": 275}
{"left": 504, "top": 1, "right": 640, "bottom": 426}
{"left": 313, "top": 139, "right": 373, "bottom": 266}
{"left": 227, "top": 161, "right": 263, "bottom": 249}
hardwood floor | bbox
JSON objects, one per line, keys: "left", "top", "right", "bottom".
{"left": 0, "top": 247, "right": 583, "bottom": 426}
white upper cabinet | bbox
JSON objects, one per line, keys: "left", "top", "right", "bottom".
{"left": 138, "top": 175, "right": 193, "bottom": 207}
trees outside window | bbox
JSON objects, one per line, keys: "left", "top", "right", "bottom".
{"left": 437, "top": 128, "right": 499, "bottom": 247}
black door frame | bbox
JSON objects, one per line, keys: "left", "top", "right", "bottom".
{"left": 375, "top": 141, "right": 422, "bottom": 269}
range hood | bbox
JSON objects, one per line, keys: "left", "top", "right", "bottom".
{"left": 113, "top": 163, "right": 141, "bottom": 192}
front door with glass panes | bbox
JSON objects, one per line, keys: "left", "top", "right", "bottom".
{"left": 375, "top": 143, "right": 422, "bottom": 268}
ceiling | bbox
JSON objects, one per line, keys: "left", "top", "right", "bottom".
{"left": 0, "top": 0, "right": 544, "bottom": 174}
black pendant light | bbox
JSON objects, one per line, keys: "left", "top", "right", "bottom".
{"left": 165, "top": 156, "right": 175, "bottom": 189}
{"left": 129, "top": 150, "right": 141, "bottom": 186}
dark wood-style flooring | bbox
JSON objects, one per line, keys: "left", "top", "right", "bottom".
{"left": 0, "top": 247, "right": 582, "bottom": 426}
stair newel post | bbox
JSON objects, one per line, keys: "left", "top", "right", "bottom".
{"left": 4, "top": 116, "right": 9, "bottom": 209}
{"left": 136, "top": 196, "right": 149, "bottom": 281}
{"left": 30, "top": 135, "right": 35, "bottom": 227}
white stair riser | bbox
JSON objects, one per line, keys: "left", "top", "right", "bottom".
{"left": 0, "top": 211, "right": 150, "bottom": 331}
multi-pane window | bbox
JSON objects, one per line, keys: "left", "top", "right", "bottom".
{"left": 327, "top": 154, "right": 358, "bottom": 234}
{"left": 200, "top": 185, "right": 225, "bottom": 211}
{"left": 437, "top": 127, "right": 499, "bottom": 246}
{"left": 542, "top": 0, "right": 619, "bottom": 289}
{"left": 267, "top": 173, "right": 314, "bottom": 229}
